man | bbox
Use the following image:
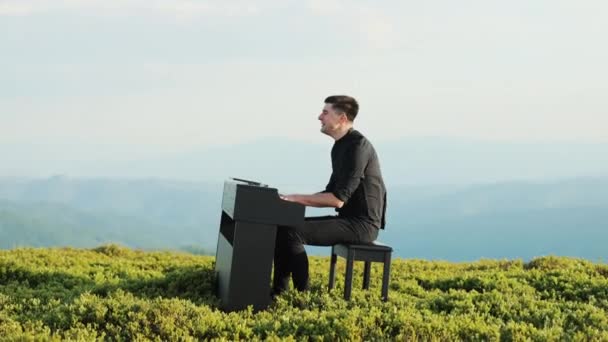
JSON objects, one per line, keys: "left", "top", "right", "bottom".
{"left": 274, "top": 95, "right": 387, "bottom": 295}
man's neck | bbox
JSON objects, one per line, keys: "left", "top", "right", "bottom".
{"left": 332, "top": 125, "right": 353, "bottom": 141}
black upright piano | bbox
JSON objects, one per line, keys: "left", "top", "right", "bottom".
{"left": 215, "top": 178, "right": 305, "bottom": 311}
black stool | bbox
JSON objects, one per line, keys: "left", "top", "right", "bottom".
{"left": 328, "top": 241, "right": 392, "bottom": 301}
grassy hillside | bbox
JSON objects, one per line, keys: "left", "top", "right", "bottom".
{"left": 0, "top": 246, "right": 607, "bottom": 340}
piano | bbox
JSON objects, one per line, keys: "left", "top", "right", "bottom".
{"left": 215, "top": 178, "right": 305, "bottom": 312}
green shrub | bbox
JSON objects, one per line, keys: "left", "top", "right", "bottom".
{"left": 0, "top": 246, "right": 606, "bottom": 340}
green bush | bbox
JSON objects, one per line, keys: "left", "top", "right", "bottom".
{"left": 0, "top": 245, "right": 606, "bottom": 340}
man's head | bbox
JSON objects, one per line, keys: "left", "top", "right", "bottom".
{"left": 318, "top": 95, "right": 359, "bottom": 138}
{"left": 324, "top": 95, "right": 359, "bottom": 121}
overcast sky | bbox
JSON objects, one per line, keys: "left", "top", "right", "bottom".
{"left": 2, "top": 0, "right": 607, "bottom": 159}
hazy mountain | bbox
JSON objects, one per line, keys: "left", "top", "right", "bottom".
{"left": 0, "top": 199, "right": 157, "bottom": 249}
{"left": 2, "top": 138, "right": 607, "bottom": 186}
{"left": 0, "top": 178, "right": 223, "bottom": 252}
{"left": 387, "top": 205, "right": 607, "bottom": 261}
{"left": 1, "top": 176, "right": 606, "bottom": 261}
{"left": 389, "top": 178, "right": 608, "bottom": 224}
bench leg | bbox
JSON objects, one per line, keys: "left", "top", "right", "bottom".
{"left": 344, "top": 249, "right": 354, "bottom": 300}
{"left": 363, "top": 261, "right": 371, "bottom": 289}
{"left": 328, "top": 249, "right": 337, "bottom": 290}
{"left": 381, "top": 252, "right": 391, "bottom": 302}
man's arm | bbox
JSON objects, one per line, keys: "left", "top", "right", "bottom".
{"left": 332, "top": 140, "right": 368, "bottom": 203}
{"left": 280, "top": 192, "right": 344, "bottom": 208}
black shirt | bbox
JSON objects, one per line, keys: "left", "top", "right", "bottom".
{"left": 323, "top": 129, "right": 387, "bottom": 229}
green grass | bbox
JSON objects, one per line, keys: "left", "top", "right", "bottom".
{"left": 1, "top": 244, "right": 607, "bottom": 341}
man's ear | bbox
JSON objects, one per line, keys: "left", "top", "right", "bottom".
{"left": 340, "top": 112, "right": 349, "bottom": 123}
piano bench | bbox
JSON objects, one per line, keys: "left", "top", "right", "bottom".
{"left": 328, "top": 241, "right": 392, "bottom": 301}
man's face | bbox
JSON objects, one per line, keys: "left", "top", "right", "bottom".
{"left": 318, "top": 103, "right": 346, "bottom": 136}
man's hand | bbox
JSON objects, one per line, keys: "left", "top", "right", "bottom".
{"left": 279, "top": 194, "right": 299, "bottom": 202}
{"left": 279, "top": 194, "right": 294, "bottom": 201}
{"left": 279, "top": 193, "right": 344, "bottom": 208}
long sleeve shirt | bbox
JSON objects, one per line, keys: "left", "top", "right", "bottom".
{"left": 323, "top": 129, "right": 387, "bottom": 229}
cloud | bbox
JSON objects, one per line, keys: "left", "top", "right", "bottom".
{"left": 307, "top": 0, "right": 343, "bottom": 15}
{"left": 354, "top": 6, "right": 396, "bottom": 49}
{"left": 1, "top": 0, "right": 396, "bottom": 51}
{"left": 0, "top": 2, "right": 35, "bottom": 16}
{"left": 0, "top": 0, "right": 265, "bottom": 18}
{"left": 307, "top": 0, "right": 396, "bottom": 49}
{"left": 152, "top": 1, "right": 260, "bottom": 19}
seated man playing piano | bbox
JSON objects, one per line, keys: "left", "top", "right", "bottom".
{"left": 275, "top": 95, "right": 387, "bottom": 295}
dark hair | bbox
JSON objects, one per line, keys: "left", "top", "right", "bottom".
{"left": 324, "top": 95, "right": 359, "bottom": 122}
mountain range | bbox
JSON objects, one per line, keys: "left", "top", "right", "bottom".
{"left": 1, "top": 175, "right": 606, "bottom": 261}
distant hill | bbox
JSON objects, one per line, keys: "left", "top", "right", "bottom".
{"left": 385, "top": 205, "right": 608, "bottom": 261}
{"left": 385, "top": 178, "right": 608, "bottom": 260}
{"left": 2, "top": 137, "right": 608, "bottom": 185}
{"left": 1, "top": 177, "right": 607, "bottom": 260}
{"left": 0, "top": 178, "right": 222, "bottom": 253}
{"left": 0, "top": 199, "right": 173, "bottom": 249}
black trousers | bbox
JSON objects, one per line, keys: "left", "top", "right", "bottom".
{"left": 272, "top": 215, "right": 379, "bottom": 293}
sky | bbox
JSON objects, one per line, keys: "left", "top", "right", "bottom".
{"left": 1, "top": 0, "right": 607, "bottom": 163}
